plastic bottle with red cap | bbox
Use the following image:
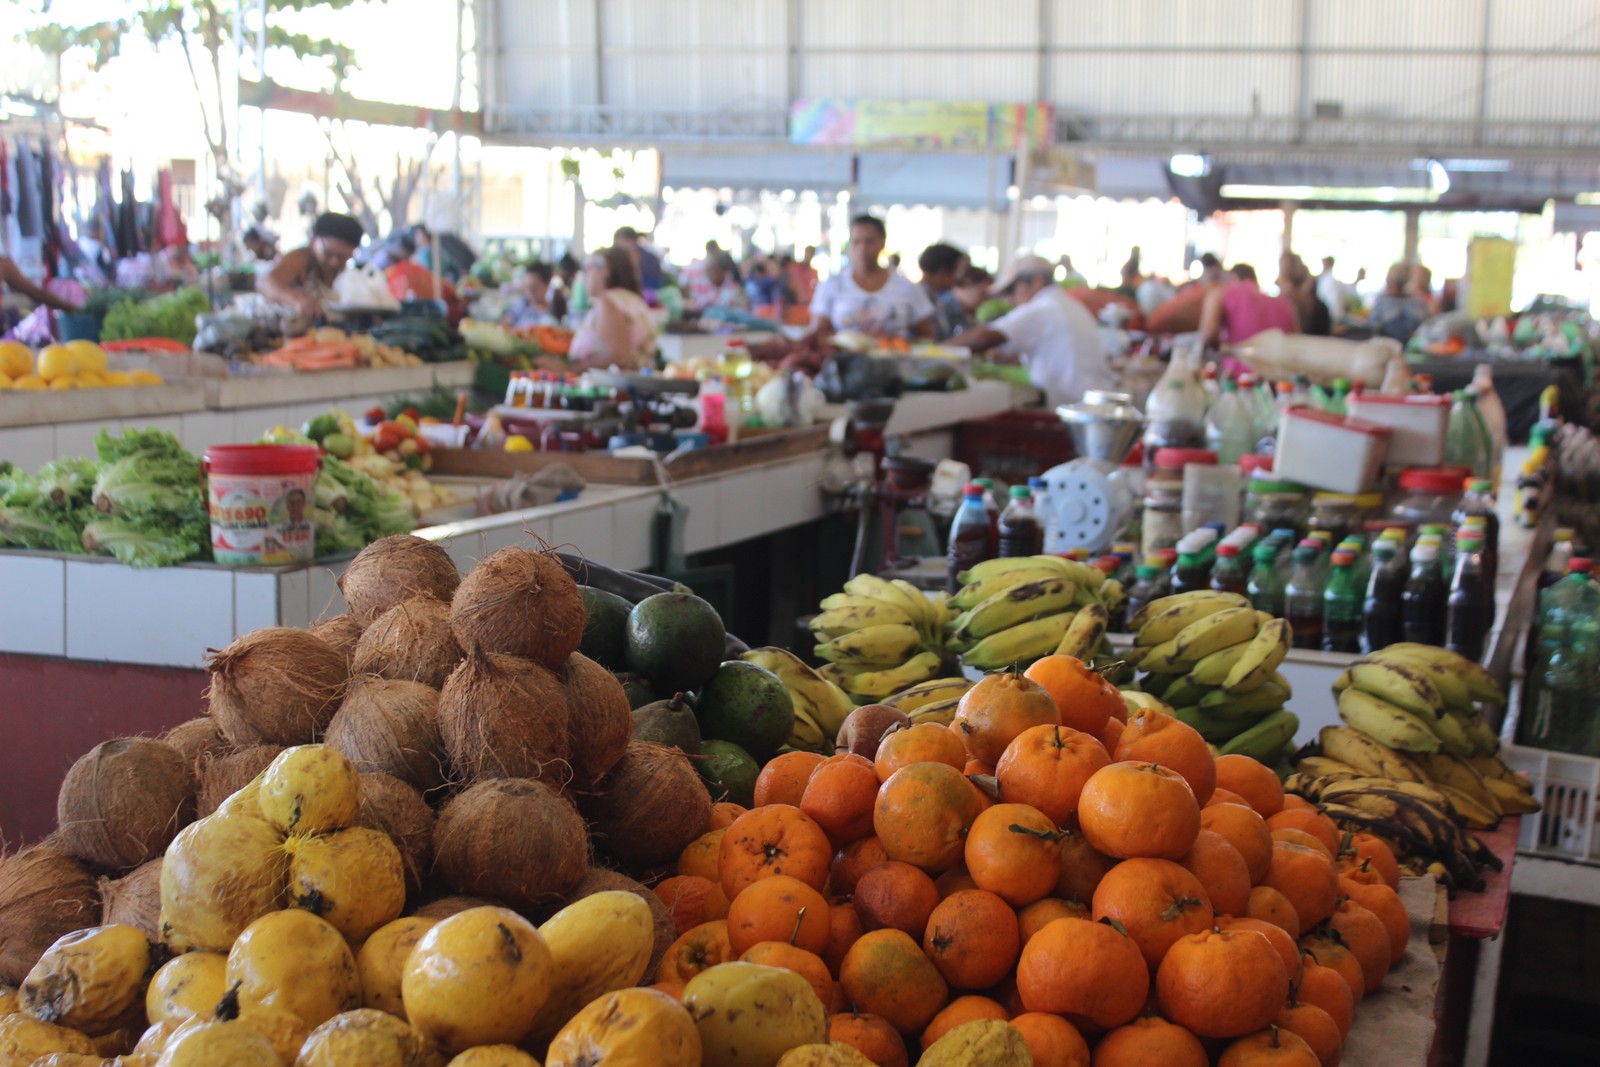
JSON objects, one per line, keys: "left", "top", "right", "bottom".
{"left": 1322, "top": 549, "right": 1363, "bottom": 653}
{"left": 946, "top": 482, "right": 991, "bottom": 593}
{"left": 1209, "top": 542, "right": 1248, "bottom": 595}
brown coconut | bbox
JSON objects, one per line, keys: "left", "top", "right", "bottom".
{"left": 350, "top": 597, "right": 463, "bottom": 689}
{"left": 309, "top": 614, "right": 364, "bottom": 665}
{"left": 449, "top": 546, "right": 584, "bottom": 669}
{"left": 583, "top": 742, "right": 714, "bottom": 872}
{"left": 56, "top": 738, "right": 196, "bottom": 871}
{"left": 196, "top": 745, "right": 284, "bottom": 817}
{"left": 160, "top": 717, "right": 222, "bottom": 771}
{"left": 558, "top": 652, "right": 633, "bottom": 790}
{"left": 433, "top": 779, "right": 588, "bottom": 911}
{"left": 356, "top": 773, "right": 436, "bottom": 896}
{"left": 324, "top": 680, "right": 446, "bottom": 793}
{"left": 206, "top": 628, "right": 349, "bottom": 745}
{"left": 410, "top": 894, "right": 498, "bottom": 919}
{"left": 0, "top": 847, "right": 101, "bottom": 985}
{"left": 563, "top": 866, "right": 676, "bottom": 977}
{"left": 338, "top": 534, "right": 460, "bottom": 626}
{"left": 99, "top": 858, "right": 162, "bottom": 940}
{"left": 437, "top": 647, "right": 571, "bottom": 786}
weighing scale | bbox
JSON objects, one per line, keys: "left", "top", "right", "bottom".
{"left": 1039, "top": 391, "right": 1146, "bottom": 556}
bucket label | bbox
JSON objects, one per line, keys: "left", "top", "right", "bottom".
{"left": 207, "top": 472, "right": 317, "bottom": 566}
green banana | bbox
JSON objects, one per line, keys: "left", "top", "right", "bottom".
{"left": 1337, "top": 687, "right": 1442, "bottom": 752}
{"left": 1220, "top": 709, "right": 1300, "bottom": 760}
{"left": 1317, "top": 725, "right": 1429, "bottom": 783}
{"left": 960, "top": 612, "right": 1076, "bottom": 670}
{"left": 839, "top": 651, "right": 946, "bottom": 699}
{"left": 1054, "top": 603, "right": 1109, "bottom": 659}
{"left": 1185, "top": 641, "right": 1255, "bottom": 688}
{"left": 950, "top": 577, "right": 1077, "bottom": 642}
{"left": 810, "top": 603, "right": 916, "bottom": 637}
{"left": 1172, "top": 704, "right": 1265, "bottom": 744}
{"left": 1222, "top": 618, "right": 1291, "bottom": 694}
{"left": 1336, "top": 660, "right": 1444, "bottom": 719}
{"left": 950, "top": 566, "right": 1061, "bottom": 610}
{"left": 1128, "top": 590, "right": 1251, "bottom": 638}
{"left": 884, "top": 676, "right": 973, "bottom": 712}
{"left": 1170, "top": 607, "right": 1261, "bottom": 663}
{"left": 1198, "top": 678, "right": 1292, "bottom": 719}
{"left": 1160, "top": 676, "right": 1217, "bottom": 710}
{"left": 814, "top": 623, "right": 924, "bottom": 666}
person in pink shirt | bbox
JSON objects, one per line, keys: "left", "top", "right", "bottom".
{"left": 1200, "top": 263, "right": 1298, "bottom": 374}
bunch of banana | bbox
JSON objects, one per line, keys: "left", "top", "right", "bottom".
{"left": 1286, "top": 724, "right": 1538, "bottom": 892}
{"left": 881, "top": 676, "right": 975, "bottom": 726}
{"left": 1330, "top": 645, "right": 1507, "bottom": 758}
{"left": 946, "top": 555, "right": 1121, "bottom": 671}
{"left": 740, "top": 646, "right": 856, "bottom": 752}
{"left": 811, "top": 574, "right": 955, "bottom": 702}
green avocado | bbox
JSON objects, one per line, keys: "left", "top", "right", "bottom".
{"left": 615, "top": 673, "right": 661, "bottom": 710}
{"left": 625, "top": 591, "right": 727, "bottom": 695}
{"left": 697, "top": 739, "right": 758, "bottom": 807}
{"left": 578, "top": 586, "right": 634, "bottom": 670}
{"left": 696, "top": 660, "right": 795, "bottom": 763}
{"left": 632, "top": 693, "right": 702, "bottom": 756}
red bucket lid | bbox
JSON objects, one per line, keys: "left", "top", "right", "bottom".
{"left": 1397, "top": 467, "right": 1469, "bottom": 494}
{"left": 205, "top": 444, "right": 322, "bottom": 475}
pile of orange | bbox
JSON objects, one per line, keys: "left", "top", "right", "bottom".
{"left": 652, "top": 656, "right": 1411, "bottom": 1066}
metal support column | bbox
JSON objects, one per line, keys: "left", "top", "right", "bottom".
{"left": 1475, "top": 0, "right": 1494, "bottom": 146}
{"left": 1404, "top": 208, "right": 1421, "bottom": 262}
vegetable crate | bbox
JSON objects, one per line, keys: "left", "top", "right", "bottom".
{"left": 953, "top": 410, "right": 1075, "bottom": 485}
{"left": 1502, "top": 743, "right": 1600, "bottom": 865}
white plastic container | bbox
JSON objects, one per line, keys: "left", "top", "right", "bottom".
{"left": 1503, "top": 743, "right": 1600, "bottom": 864}
{"left": 1272, "top": 406, "right": 1391, "bottom": 494}
{"left": 1346, "top": 392, "right": 1451, "bottom": 468}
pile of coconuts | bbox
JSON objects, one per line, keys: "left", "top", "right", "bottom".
{"left": 0, "top": 533, "right": 721, "bottom": 1001}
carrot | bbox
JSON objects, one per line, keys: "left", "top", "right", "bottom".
{"left": 100, "top": 338, "right": 190, "bottom": 353}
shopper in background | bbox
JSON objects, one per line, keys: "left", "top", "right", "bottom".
{"left": 1136, "top": 271, "right": 1177, "bottom": 316}
{"left": 1316, "top": 255, "right": 1350, "bottom": 323}
{"left": 1370, "top": 262, "right": 1433, "bottom": 344}
{"left": 687, "top": 253, "right": 749, "bottom": 314}
{"left": 550, "top": 253, "right": 579, "bottom": 320}
{"left": 744, "top": 255, "right": 785, "bottom": 310}
{"left": 258, "top": 211, "right": 364, "bottom": 331}
{"left": 955, "top": 265, "right": 996, "bottom": 319}
{"left": 0, "top": 255, "right": 79, "bottom": 312}
{"left": 948, "top": 253, "right": 1113, "bottom": 408}
{"left": 613, "top": 226, "right": 665, "bottom": 293}
{"left": 242, "top": 226, "right": 279, "bottom": 264}
{"left": 1200, "top": 263, "right": 1299, "bottom": 358}
{"left": 1279, "top": 253, "right": 1330, "bottom": 336}
{"left": 807, "top": 215, "right": 936, "bottom": 341}
{"left": 1058, "top": 253, "right": 1088, "bottom": 288}
{"left": 917, "top": 242, "right": 972, "bottom": 339}
{"left": 1408, "top": 262, "right": 1438, "bottom": 314}
{"left": 569, "top": 245, "right": 656, "bottom": 370}
{"left": 501, "top": 262, "right": 557, "bottom": 329}
{"left": 786, "top": 245, "right": 819, "bottom": 306}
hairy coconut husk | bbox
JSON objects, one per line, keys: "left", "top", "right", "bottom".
{"left": 410, "top": 894, "right": 498, "bottom": 919}
{"left": 206, "top": 628, "right": 349, "bottom": 745}
{"left": 339, "top": 535, "right": 460, "bottom": 626}
{"left": 563, "top": 866, "right": 676, "bottom": 977}
{"left": 309, "top": 614, "right": 364, "bottom": 666}
{"left": 449, "top": 547, "right": 584, "bottom": 669}
{"left": 56, "top": 738, "right": 196, "bottom": 871}
{"left": 356, "top": 773, "right": 436, "bottom": 897}
{"left": 99, "top": 858, "right": 162, "bottom": 940}
{"left": 196, "top": 745, "right": 284, "bottom": 817}
{"left": 437, "top": 647, "right": 570, "bottom": 786}
{"left": 0, "top": 846, "right": 101, "bottom": 984}
{"left": 583, "top": 742, "right": 714, "bottom": 872}
{"left": 160, "top": 717, "right": 222, "bottom": 772}
{"left": 351, "top": 598, "right": 463, "bottom": 689}
{"left": 324, "top": 680, "right": 446, "bottom": 793}
{"left": 433, "top": 779, "right": 588, "bottom": 911}
{"left": 558, "top": 652, "right": 633, "bottom": 791}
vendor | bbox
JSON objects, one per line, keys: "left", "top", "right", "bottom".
{"left": 687, "top": 254, "right": 748, "bottom": 315}
{"left": 0, "top": 255, "right": 79, "bottom": 312}
{"left": 1200, "top": 263, "right": 1298, "bottom": 350}
{"left": 808, "top": 215, "right": 936, "bottom": 342}
{"left": 948, "top": 254, "right": 1113, "bottom": 408}
{"left": 257, "top": 212, "right": 364, "bottom": 331}
{"left": 502, "top": 262, "right": 557, "bottom": 328}
{"left": 917, "top": 242, "right": 972, "bottom": 340}
{"left": 568, "top": 246, "right": 656, "bottom": 371}
{"left": 243, "top": 226, "right": 279, "bottom": 264}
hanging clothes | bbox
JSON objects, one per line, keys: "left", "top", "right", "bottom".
{"left": 116, "top": 170, "right": 139, "bottom": 257}
{"left": 155, "top": 168, "right": 184, "bottom": 249}
{"left": 13, "top": 142, "right": 42, "bottom": 238}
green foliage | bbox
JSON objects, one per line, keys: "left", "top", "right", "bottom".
{"left": 101, "top": 288, "right": 211, "bottom": 345}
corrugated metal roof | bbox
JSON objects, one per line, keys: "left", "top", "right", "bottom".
{"left": 1050, "top": 53, "right": 1299, "bottom": 117}
{"left": 799, "top": 53, "right": 1037, "bottom": 101}
{"left": 1053, "top": 0, "right": 1299, "bottom": 49}
{"left": 800, "top": 0, "right": 1038, "bottom": 48}
{"left": 1490, "top": 0, "right": 1600, "bottom": 50}
{"left": 1308, "top": 0, "right": 1486, "bottom": 50}
{"left": 1308, "top": 54, "right": 1482, "bottom": 122}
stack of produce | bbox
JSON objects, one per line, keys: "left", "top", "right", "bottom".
{"left": 809, "top": 574, "right": 954, "bottom": 702}
{"left": 0, "top": 428, "right": 208, "bottom": 567}
{"left": 1287, "top": 645, "right": 1538, "bottom": 891}
{"left": 102, "top": 287, "right": 210, "bottom": 347}
{"left": 944, "top": 556, "right": 1126, "bottom": 672}
{"left": 1126, "top": 591, "right": 1299, "bottom": 770}
{"left": 369, "top": 316, "right": 468, "bottom": 363}
{"left": 255, "top": 327, "right": 424, "bottom": 371}
{"left": 290, "top": 408, "right": 455, "bottom": 515}
{"left": 645, "top": 651, "right": 1419, "bottom": 1066}
{"left": 0, "top": 339, "right": 165, "bottom": 391}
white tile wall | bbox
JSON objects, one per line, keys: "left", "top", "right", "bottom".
{"left": 717, "top": 470, "right": 769, "bottom": 546}
{"left": 234, "top": 571, "right": 281, "bottom": 635}
{"left": 178, "top": 411, "right": 239, "bottom": 452}
{"left": 52, "top": 420, "right": 104, "bottom": 460}
{"left": 676, "top": 481, "right": 719, "bottom": 554}
{"left": 276, "top": 568, "right": 312, "bottom": 630}
{"left": 0, "top": 555, "right": 66, "bottom": 655}
{"left": 609, "top": 493, "right": 659, "bottom": 570}
{"left": 549, "top": 505, "right": 614, "bottom": 563}
{"left": 0, "top": 425, "right": 56, "bottom": 470}
{"left": 306, "top": 564, "right": 348, "bottom": 623}
{"left": 65, "top": 560, "right": 235, "bottom": 667}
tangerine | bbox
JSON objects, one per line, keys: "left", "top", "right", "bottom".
{"left": 854, "top": 860, "right": 940, "bottom": 939}
{"left": 921, "top": 889, "right": 1020, "bottom": 991}
{"left": 953, "top": 670, "right": 1060, "bottom": 765}
{"left": 1156, "top": 928, "right": 1290, "bottom": 1039}
{"left": 719, "top": 804, "right": 833, "bottom": 897}
{"left": 1113, "top": 707, "right": 1217, "bottom": 805}
{"left": 965, "top": 802, "right": 1064, "bottom": 907}
{"left": 918, "top": 996, "right": 1008, "bottom": 1050}
{"left": 1264, "top": 842, "right": 1339, "bottom": 933}
{"left": 1078, "top": 761, "right": 1201, "bottom": 860}
{"left": 1024, "top": 654, "right": 1124, "bottom": 736}
{"left": 1180, "top": 828, "right": 1252, "bottom": 917}
{"left": 829, "top": 1011, "right": 909, "bottom": 1067}
{"left": 995, "top": 724, "right": 1110, "bottom": 827}
{"left": 1015, "top": 917, "right": 1149, "bottom": 1031}
{"left": 1215, "top": 754, "right": 1286, "bottom": 817}
{"left": 1217, "top": 1027, "right": 1321, "bottom": 1067}
{"left": 839, "top": 928, "right": 950, "bottom": 1035}
{"left": 1091, "top": 857, "right": 1215, "bottom": 971}
{"left": 1010, "top": 1011, "right": 1091, "bottom": 1067}
{"left": 801, "top": 753, "right": 881, "bottom": 845}
{"left": 873, "top": 761, "right": 985, "bottom": 873}
{"left": 1091, "top": 1015, "right": 1208, "bottom": 1067}
{"left": 875, "top": 721, "right": 967, "bottom": 782}
{"left": 754, "top": 751, "right": 827, "bottom": 807}
{"left": 726, "top": 873, "right": 832, "bottom": 955}
{"left": 830, "top": 836, "right": 891, "bottom": 896}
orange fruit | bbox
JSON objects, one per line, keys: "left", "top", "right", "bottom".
{"left": 922, "top": 889, "right": 1019, "bottom": 991}
{"left": 1092, "top": 857, "right": 1215, "bottom": 971}
{"left": 830, "top": 835, "right": 891, "bottom": 896}
{"left": 1018, "top": 898, "right": 1089, "bottom": 946}
{"left": 821, "top": 898, "right": 864, "bottom": 975}
{"left": 1271, "top": 827, "right": 1334, "bottom": 861}
{"left": 1217, "top": 916, "right": 1303, "bottom": 988}
{"left": 726, "top": 874, "right": 831, "bottom": 955}
{"left": 876, "top": 721, "right": 967, "bottom": 782}
{"left": 1335, "top": 833, "right": 1401, "bottom": 891}
{"left": 854, "top": 860, "right": 940, "bottom": 939}
{"left": 1113, "top": 707, "right": 1217, "bottom": 805}
{"left": 1179, "top": 828, "right": 1252, "bottom": 917}
{"left": 1092, "top": 1015, "right": 1209, "bottom": 1067}
{"left": 1300, "top": 934, "right": 1367, "bottom": 1006}
{"left": 1297, "top": 960, "right": 1356, "bottom": 1039}
{"left": 801, "top": 752, "right": 881, "bottom": 846}
{"left": 1010, "top": 1011, "right": 1091, "bottom": 1067}
{"left": 953, "top": 670, "right": 1060, "bottom": 765}
{"left": 1267, "top": 809, "right": 1341, "bottom": 858}
{"left": 1214, "top": 753, "right": 1286, "bottom": 816}
{"left": 678, "top": 828, "right": 727, "bottom": 880}
{"left": 1202, "top": 800, "right": 1274, "bottom": 885}
{"left": 1340, "top": 879, "right": 1408, "bottom": 966}
{"left": 710, "top": 801, "right": 747, "bottom": 829}
{"left": 1016, "top": 916, "right": 1149, "bottom": 1031}
{"left": 965, "top": 803, "right": 1064, "bottom": 907}
{"left": 740, "top": 941, "right": 834, "bottom": 1009}
{"left": 719, "top": 804, "right": 833, "bottom": 897}
{"left": 839, "top": 928, "right": 950, "bottom": 1035}
{"left": 1156, "top": 928, "right": 1290, "bottom": 1039}
{"left": 995, "top": 724, "right": 1110, "bottom": 827}
{"left": 754, "top": 751, "right": 826, "bottom": 807}
{"left": 1078, "top": 761, "right": 1200, "bottom": 860}
{"left": 919, "top": 995, "right": 1008, "bottom": 1050}
{"left": 654, "top": 874, "right": 717, "bottom": 936}
{"left": 1324, "top": 897, "right": 1392, "bottom": 994}
{"left": 935, "top": 865, "right": 979, "bottom": 898}
{"left": 1209, "top": 787, "right": 1253, "bottom": 808}
{"left": 1264, "top": 842, "right": 1339, "bottom": 933}
{"left": 1056, "top": 829, "right": 1119, "bottom": 905}
{"left": 656, "top": 919, "right": 734, "bottom": 984}
{"left": 1024, "top": 654, "right": 1125, "bottom": 736}
{"left": 829, "top": 1011, "right": 909, "bottom": 1067}
{"left": 1246, "top": 885, "right": 1302, "bottom": 939}
{"left": 1277, "top": 999, "right": 1344, "bottom": 1067}
{"left": 1217, "top": 1027, "right": 1320, "bottom": 1067}
{"left": 873, "top": 761, "right": 985, "bottom": 873}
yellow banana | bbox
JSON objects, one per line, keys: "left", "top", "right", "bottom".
{"left": 787, "top": 704, "right": 828, "bottom": 751}
{"left": 1368, "top": 648, "right": 1472, "bottom": 710}
{"left": 1428, "top": 710, "right": 1476, "bottom": 757}
{"left": 958, "top": 555, "right": 1079, "bottom": 586}
{"left": 1376, "top": 643, "right": 1507, "bottom": 705}
{"left": 1337, "top": 660, "right": 1444, "bottom": 719}
{"left": 815, "top": 623, "right": 924, "bottom": 666}
{"left": 1297, "top": 755, "right": 1366, "bottom": 778}
{"left": 740, "top": 646, "right": 856, "bottom": 735}
{"left": 950, "top": 566, "right": 1060, "bottom": 610}
{"left": 810, "top": 603, "right": 917, "bottom": 637}
{"left": 843, "top": 573, "right": 925, "bottom": 617}
{"left": 1221, "top": 617, "right": 1291, "bottom": 694}
{"left": 820, "top": 592, "right": 899, "bottom": 612}
{"left": 1337, "top": 688, "right": 1442, "bottom": 753}
{"left": 1185, "top": 640, "right": 1255, "bottom": 688}
{"left": 1129, "top": 590, "right": 1251, "bottom": 640}
{"left": 840, "top": 651, "right": 945, "bottom": 699}
{"left": 884, "top": 677, "right": 974, "bottom": 711}
{"left": 890, "top": 579, "right": 938, "bottom": 630}
{"left": 908, "top": 696, "right": 963, "bottom": 726}
{"left": 1478, "top": 773, "right": 1541, "bottom": 815}
{"left": 1317, "top": 725, "right": 1429, "bottom": 782}
{"left": 1135, "top": 636, "right": 1196, "bottom": 674}
{"left": 1413, "top": 752, "right": 1500, "bottom": 810}
{"left": 1170, "top": 607, "right": 1262, "bottom": 663}
{"left": 951, "top": 578, "right": 1077, "bottom": 642}
{"left": 960, "top": 612, "right": 1076, "bottom": 670}
{"left": 1433, "top": 783, "right": 1502, "bottom": 830}
{"left": 1054, "top": 603, "right": 1109, "bottom": 660}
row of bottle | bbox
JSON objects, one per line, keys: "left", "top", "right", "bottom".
{"left": 947, "top": 479, "right": 1049, "bottom": 590}
{"left": 1520, "top": 528, "right": 1600, "bottom": 757}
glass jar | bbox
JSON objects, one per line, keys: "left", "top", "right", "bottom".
{"left": 1390, "top": 467, "right": 1469, "bottom": 530}
{"left": 1245, "top": 476, "right": 1311, "bottom": 543}
{"left": 1308, "top": 491, "right": 1383, "bottom": 548}
{"left": 1142, "top": 472, "right": 1186, "bottom": 560}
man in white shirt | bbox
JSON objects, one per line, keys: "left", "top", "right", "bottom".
{"left": 1316, "top": 256, "right": 1350, "bottom": 323}
{"left": 949, "top": 254, "right": 1114, "bottom": 408}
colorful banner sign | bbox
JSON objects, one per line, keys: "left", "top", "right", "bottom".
{"left": 1466, "top": 237, "right": 1514, "bottom": 318}
{"left": 790, "top": 100, "right": 1055, "bottom": 150}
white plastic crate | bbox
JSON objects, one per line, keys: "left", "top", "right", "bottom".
{"left": 1503, "top": 743, "right": 1600, "bottom": 864}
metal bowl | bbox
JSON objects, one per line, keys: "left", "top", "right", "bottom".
{"left": 1056, "top": 392, "right": 1145, "bottom": 463}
